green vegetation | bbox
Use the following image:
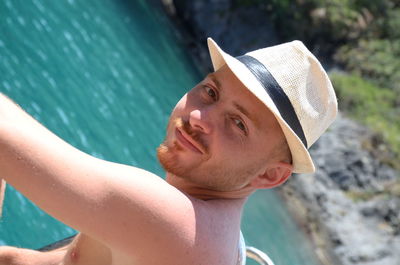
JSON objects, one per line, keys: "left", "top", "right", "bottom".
{"left": 345, "top": 190, "right": 381, "bottom": 202}
{"left": 330, "top": 73, "right": 400, "bottom": 168}
{"left": 335, "top": 39, "right": 400, "bottom": 98}
{"left": 234, "top": 0, "right": 400, "bottom": 168}
{"left": 346, "top": 181, "right": 400, "bottom": 201}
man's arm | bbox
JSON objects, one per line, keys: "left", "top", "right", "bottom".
{"left": 0, "top": 94, "right": 199, "bottom": 260}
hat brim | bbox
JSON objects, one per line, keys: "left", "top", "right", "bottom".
{"left": 207, "top": 38, "right": 315, "bottom": 173}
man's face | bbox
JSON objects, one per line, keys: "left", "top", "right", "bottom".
{"left": 157, "top": 65, "right": 287, "bottom": 192}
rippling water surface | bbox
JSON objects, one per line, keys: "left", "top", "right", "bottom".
{"left": 0, "top": 1, "right": 321, "bottom": 264}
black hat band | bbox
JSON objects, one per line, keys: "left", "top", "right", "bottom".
{"left": 236, "top": 55, "right": 308, "bottom": 148}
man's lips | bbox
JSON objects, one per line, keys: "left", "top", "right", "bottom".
{"left": 175, "top": 128, "right": 204, "bottom": 154}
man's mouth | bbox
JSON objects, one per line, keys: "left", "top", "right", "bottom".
{"left": 175, "top": 128, "right": 204, "bottom": 154}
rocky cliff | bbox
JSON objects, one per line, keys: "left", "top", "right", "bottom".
{"left": 280, "top": 115, "right": 400, "bottom": 265}
{"left": 160, "top": 1, "right": 400, "bottom": 264}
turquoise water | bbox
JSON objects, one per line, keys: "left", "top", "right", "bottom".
{"left": 0, "top": 0, "right": 321, "bottom": 264}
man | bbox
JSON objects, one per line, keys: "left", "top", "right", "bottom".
{"left": 0, "top": 38, "right": 337, "bottom": 265}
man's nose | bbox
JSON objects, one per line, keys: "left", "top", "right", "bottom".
{"left": 189, "top": 109, "right": 213, "bottom": 134}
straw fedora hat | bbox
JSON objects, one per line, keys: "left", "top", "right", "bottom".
{"left": 207, "top": 38, "right": 338, "bottom": 173}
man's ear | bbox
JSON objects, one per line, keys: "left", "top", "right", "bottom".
{"left": 250, "top": 162, "right": 293, "bottom": 189}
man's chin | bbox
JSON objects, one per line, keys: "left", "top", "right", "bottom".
{"left": 157, "top": 142, "right": 185, "bottom": 176}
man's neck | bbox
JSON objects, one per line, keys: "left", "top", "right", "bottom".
{"left": 165, "top": 173, "right": 254, "bottom": 201}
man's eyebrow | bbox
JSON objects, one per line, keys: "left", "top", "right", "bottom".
{"left": 207, "top": 73, "right": 222, "bottom": 90}
{"left": 207, "top": 73, "right": 259, "bottom": 127}
{"left": 233, "top": 101, "right": 258, "bottom": 127}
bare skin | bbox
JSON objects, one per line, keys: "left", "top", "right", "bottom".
{"left": 0, "top": 65, "right": 292, "bottom": 265}
{"left": 0, "top": 179, "right": 5, "bottom": 218}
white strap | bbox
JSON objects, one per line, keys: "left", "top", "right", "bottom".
{"left": 237, "top": 231, "right": 246, "bottom": 265}
{"left": 0, "top": 179, "right": 6, "bottom": 218}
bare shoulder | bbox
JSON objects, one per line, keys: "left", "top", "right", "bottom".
{"left": 158, "top": 197, "right": 243, "bottom": 265}
{"left": 101, "top": 176, "right": 243, "bottom": 265}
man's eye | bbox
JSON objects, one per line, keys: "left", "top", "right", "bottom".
{"left": 234, "top": 118, "right": 246, "bottom": 133}
{"left": 205, "top": 86, "right": 217, "bottom": 100}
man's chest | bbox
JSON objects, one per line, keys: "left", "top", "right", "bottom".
{"left": 60, "top": 234, "right": 134, "bottom": 265}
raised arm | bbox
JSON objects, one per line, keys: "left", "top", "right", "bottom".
{"left": 0, "top": 94, "right": 198, "bottom": 258}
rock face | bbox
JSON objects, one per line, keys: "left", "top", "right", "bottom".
{"left": 165, "top": 0, "right": 278, "bottom": 71}
{"left": 161, "top": 1, "right": 400, "bottom": 264}
{"left": 280, "top": 115, "right": 400, "bottom": 265}
{"left": 173, "top": 0, "right": 278, "bottom": 52}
